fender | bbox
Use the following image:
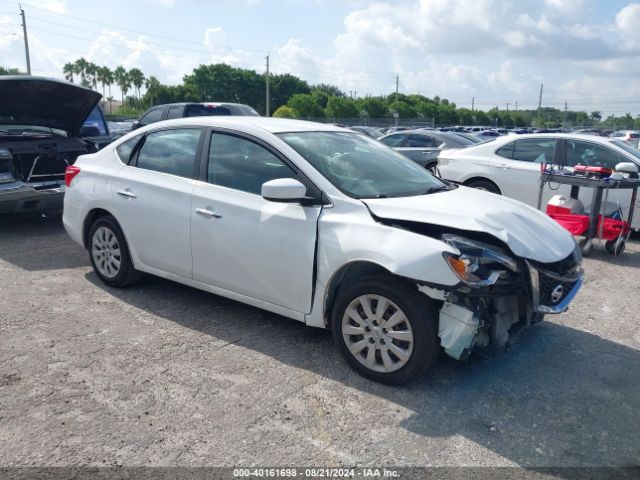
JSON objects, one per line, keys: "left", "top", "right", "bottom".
{"left": 305, "top": 204, "right": 460, "bottom": 328}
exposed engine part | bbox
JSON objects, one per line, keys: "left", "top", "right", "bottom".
{"left": 438, "top": 303, "right": 480, "bottom": 360}
{"left": 418, "top": 284, "right": 447, "bottom": 301}
{"left": 491, "top": 295, "right": 520, "bottom": 348}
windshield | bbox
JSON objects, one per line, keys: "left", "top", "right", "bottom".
{"left": 610, "top": 140, "right": 640, "bottom": 161}
{"left": 278, "top": 131, "right": 447, "bottom": 199}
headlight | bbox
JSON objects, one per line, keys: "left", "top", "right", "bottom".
{"left": 442, "top": 234, "right": 519, "bottom": 286}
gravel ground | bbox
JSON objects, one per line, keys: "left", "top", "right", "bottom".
{"left": 0, "top": 213, "right": 639, "bottom": 469}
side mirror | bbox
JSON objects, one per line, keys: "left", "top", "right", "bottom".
{"left": 261, "top": 178, "right": 307, "bottom": 203}
{"left": 80, "top": 125, "right": 101, "bottom": 137}
{"left": 131, "top": 121, "right": 141, "bottom": 130}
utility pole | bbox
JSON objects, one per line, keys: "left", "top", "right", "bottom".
{"left": 265, "top": 53, "right": 270, "bottom": 117}
{"left": 563, "top": 101, "right": 568, "bottom": 128}
{"left": 471, "top": 97, "right": 475, "bottom": 112}
{"left": 537, "top": 83, "right": 543, "bottom": 123}
{"left": 505, "top": 103, "right": 510, "bottom": 111}
{"left": 395, "top": 74, "right": 399, "bottom": 96}
{"left": 515, "top": 101, "right": 518, "bottom": 111}
{"left": 20, "top": 5, "right": 31, "bottom": 75}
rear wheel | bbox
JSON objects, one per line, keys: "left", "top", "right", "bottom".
{"left": 332, "top": 275, "right": 439, "bottom": 384}
{"left": 88, "top": 215, "right": 141, "bottom": 287}
{"left": 466, "top": 179, "right": 501, "bottom": 194}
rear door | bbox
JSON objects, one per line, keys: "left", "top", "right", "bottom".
{"left": 395, "top": 133, "right": 442, "bottom": 166}
{"left": 190, "top": 130, "right": 321, "bottom": 313}
{"left": 110, "top": 127, "right": 203, "bottom": 278}
{"left": 489, "top": 137, "right": 558, "bottom": 206}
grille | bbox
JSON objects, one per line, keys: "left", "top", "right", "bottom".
{"left": 538, "top": 274, "right": 576, "bottom": 306}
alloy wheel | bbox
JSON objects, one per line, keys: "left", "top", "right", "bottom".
{"left": 341, "top": 294, "right": 414, "bottom": 373}
{"left": 91, "top": 226, "right": 122, "bottom": 279}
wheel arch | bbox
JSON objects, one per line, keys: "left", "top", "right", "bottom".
{"left": 462, "top": 176, "right": 502, "bottom": 194}
{"left": 322, "top": 260, "right": 395, "bottom": 328}
{"left": 82, "top": 207, "right": 118, "bottom": 249}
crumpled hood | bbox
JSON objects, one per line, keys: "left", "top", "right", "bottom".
{"left": 363, "top": 186, "right": 576, "bottom": 264}
{"left": 0, "top": 76, "right": 101, "bottom": 135}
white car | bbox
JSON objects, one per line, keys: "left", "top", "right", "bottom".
{"left": 609, "top": 130, "right": 640, "bottom": 147}
{"left": 63, "top": 117, "right": 582, "bottom": 384}
{"left": 438, "top": 133, "right": 640, "bottom": 229}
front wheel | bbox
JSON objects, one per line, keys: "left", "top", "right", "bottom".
{"left": 332, "top": 275, "right": 440, "bottom": 384}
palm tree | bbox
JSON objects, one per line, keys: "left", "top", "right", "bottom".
{"left": 74, "top": 57, "right": 88, "bottom": 84}
{"left": 128, "top": 68, "right": 145, "bottom": 99}
{"left": 96, "top": 66, "right": 111, "bottom": 99}
{"left": 144, "top": 75, "right": 161, "bottom": 107}
{"left": 63, "top": 62, "right": 75, "bottom": 83}
{"left": 106, "top": 96, "right": 114, "bottom": 115}
{"left": 114, "top": 66, "right": 130, "bottom": 105}
{"left": 85, "top": 62, "right": 98, "bottom": 91}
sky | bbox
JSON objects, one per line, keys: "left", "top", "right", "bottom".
{"left": 1, "top": 0, "right": 640, "bottom": 116}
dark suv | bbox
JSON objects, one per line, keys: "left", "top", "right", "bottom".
{"left": 132, "top": 102, "right": 260, "bottom": 130}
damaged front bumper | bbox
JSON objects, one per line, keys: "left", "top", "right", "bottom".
{"left": 421, "top": 255, "right": 584, "bottom": 361}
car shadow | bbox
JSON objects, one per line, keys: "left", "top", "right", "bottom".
{"left": 86, "top": 272, "right": 640, "bottom": 471}
{"left": 0, "top": 213, "right": 89, "bottom": 271}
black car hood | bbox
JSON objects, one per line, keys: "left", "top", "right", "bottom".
{"left": 0, "top": 76, "right": 102, "bottom": 135}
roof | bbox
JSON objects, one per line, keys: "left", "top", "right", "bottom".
{"left": 134, "top": 116, "right": 351, "bottom": 134}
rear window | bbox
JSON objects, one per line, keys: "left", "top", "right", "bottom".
{"left": 186, "top": 105, "right": 231, "bottom": 117}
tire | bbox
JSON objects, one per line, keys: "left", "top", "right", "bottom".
{"left": 88, "top": 215, "right": 141, "bottom": 288}
{"left": 466, "top": 179, "right": 501, "bottom": 194}
{"left": 331, "top": 274, "right": 440, "bottom": 385}
{"left": 605, "top": 237, "right": 626, "bottom": 256}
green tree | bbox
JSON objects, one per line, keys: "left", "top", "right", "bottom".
{"left": 144, "top": 75, "right": 162, "bottom": 107}
{"left": 270, "top": 73, "right": 311, "bottom": 114}
{"left": 63, "top": 62, "right": 76, "bottom": 82}
{"left": 287, "top": 93, "right": 324, "bottom": 119}
{"left": 0, "top": 66, "right": 24, "bottom": 75}
{"left": 355, "top": 96, "right": 388, "bottom": 118}
{"left": 590, "top": 111, "right": 602, "bottom": 123}
{"left": 273, "top": 105, "right": 297, "bottom": 118}
{"left": 387, "top": 100, "right": 416, "bottom": 118}
{"left": 129, "top": 68, "right": 145, "bottom": 99}
{"left": 311, "top": 83, "right": 345, "bottom": 97}
{"left": 325, "top": 96, "right": 359, "bottom": 119}
{"left": 114, "top": 66, "right": 130, "bottom": 105}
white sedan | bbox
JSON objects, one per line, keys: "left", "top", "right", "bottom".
{"left": 63, "top": 117, "right": 582, "bottom": 384}
{"left": 437, "top": 133, "right": 640, "bottom": 228}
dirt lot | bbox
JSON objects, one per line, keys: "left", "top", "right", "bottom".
{"left": 1, "top": 213, "right": 639, "bottom": 468}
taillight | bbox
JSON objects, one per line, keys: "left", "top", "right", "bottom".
{"left": 65, "top": 165, "right": 81, "bottom": 187}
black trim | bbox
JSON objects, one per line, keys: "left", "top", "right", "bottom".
{"left": 128, "top": 126, "right": 205, "bottom": 180}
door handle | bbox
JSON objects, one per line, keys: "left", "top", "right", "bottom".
{"left": 117, "top": 189, "right": 137, "bottom": 198}
{"left": 195, "top": 207, "right": 222, "bottom": 218}
{"left": 496, "top": 164, "right": 511, "bottom": 170}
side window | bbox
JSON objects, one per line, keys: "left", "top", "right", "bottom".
{"left": 496, "top": 142, "right": 514, "bottom": 159}
{"left": 566, "top": 140, "right": 625, "bottom": 169}
{"left": 115, "top": 134, "right": 143, "bottom": 164}
{"left": 135, "top": 129, "right": 201, "bottom": 178}
{"left": 208, "top": 133, "right": 297, "bottom": 195}
{"left": 512, "top": 139, "right": 556, "bottom": 163}
{"left": 380, "top": 134, "right": 406, "bottom": 147}
{"left": 166, "top": 106, "right": 183, "bottom": 119}
{"left": 139, "top": 108, "right": 165, "bottom": 126}
{"left": 405, "top": 134, "right": 438, "bottom": 148}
